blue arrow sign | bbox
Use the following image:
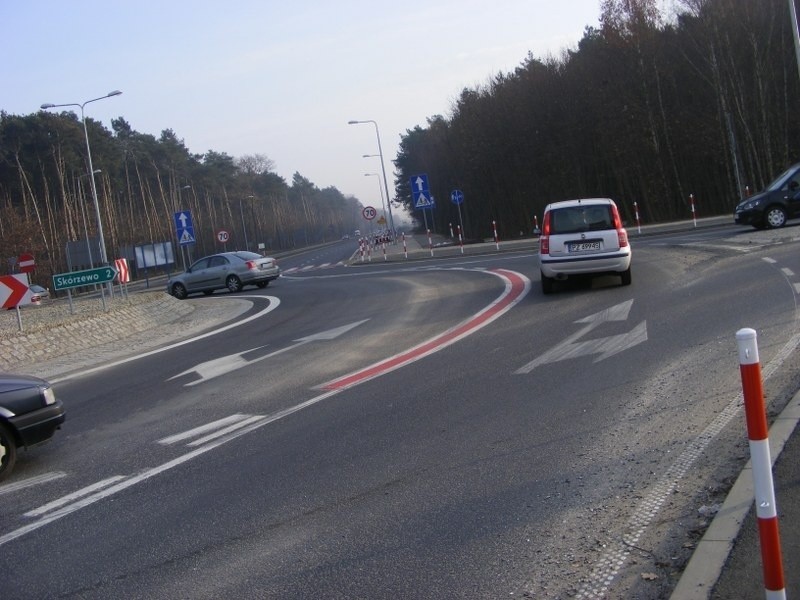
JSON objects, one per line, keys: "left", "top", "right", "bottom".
{"left": 410, "top": 174, "right": 434, "bottom": 209}
{"left": 451, "top": 189, "right": 464, "bottom": 205}
{"left": 174, "top": 211, "right": 195, "bottom": 245}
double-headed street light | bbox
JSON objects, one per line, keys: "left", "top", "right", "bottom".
{"left": 348, "top": 120, "right": 396, "bottom": 238}
{"left": 41, "top": 90, "right": 122, "bottom": 266}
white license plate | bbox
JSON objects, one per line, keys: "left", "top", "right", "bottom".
{"left": 569, "top": 241, "right": 601, "bottom": 252}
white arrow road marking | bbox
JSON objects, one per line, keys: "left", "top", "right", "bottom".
{"left": 168, "top": 319, "right": 370, "bottom": 386}
{"left": 515, "top": 300, "right": 647, "bottom": 374}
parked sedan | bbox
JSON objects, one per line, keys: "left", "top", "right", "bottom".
{"left": 735, "top": 163, "right": 800, "bottom": 229}
{"left": 0, "top": 373, "right": 65, "bottom": 481}
{"left": 167, "top": 251, "right": 280, "bottom": 299}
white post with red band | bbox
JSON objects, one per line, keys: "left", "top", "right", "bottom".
{"left": 402, "top": 232, "right": 408, "bottom": 259}
{"left": 736, "top": 328, "right": 786, "bottom": 600}
{"left": 492, "top": 220, "right": 499, "bottom": 250}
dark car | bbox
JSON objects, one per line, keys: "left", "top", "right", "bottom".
{"left": 167, "top": 251, "right": 281, "bottom": 299}
{"left": 0, "top": 373, "right": 65, "bottom": 481}
{"left": 735, "top": 163, "right": 800, "bottom": 229}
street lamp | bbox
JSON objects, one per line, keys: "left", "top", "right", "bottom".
{"left": 348, "top": 120, "right": 396, "bottom": 238}
{"left": 240, "top": 195, "right": 254, "bottom": 251}
{"left": 41, "top": 90, "right": 122, "bottom": 266}
{"left": 364, "top": 173, "right": 387, "bottom": 228}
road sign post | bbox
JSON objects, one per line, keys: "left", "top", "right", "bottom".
{"left": 52, "top": 266, "right": 118, "bottom": 313}
{"left": 52, "top": 266, "right": 118, "bottom": 291}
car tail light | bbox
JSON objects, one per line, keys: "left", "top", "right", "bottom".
{"left": 245, "top": 260, "right": 258, "bottom": 270}
{"left": 611, "top": 204, "right": 629, "bottom": 248}
{"left": 540, "top": 212, "right": 551, "bottom": 255}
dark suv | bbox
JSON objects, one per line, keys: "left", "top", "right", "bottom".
{"left": 735, "top": 163, "right": 800, "bottom": 229}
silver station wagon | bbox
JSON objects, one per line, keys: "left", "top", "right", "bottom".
{"left": 167, "top": 251, "right": 280, "bottom": 299}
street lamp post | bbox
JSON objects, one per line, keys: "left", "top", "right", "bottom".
{"left": 41, "top": 90, "right": 122, "bottom": 266}
{"left": 348, "top": 120, "right": 396, "bottom": 239}
{"left": 240, "top": 195, "right": 254, "bottom": 251}
{"left": 364, "top": 173, "right": 387, "bottom": 228}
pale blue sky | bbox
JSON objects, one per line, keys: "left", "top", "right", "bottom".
{"left": 2, "top": 1, "right": 645, "bottom": 212}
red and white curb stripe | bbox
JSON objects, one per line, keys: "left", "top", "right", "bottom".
{"left": 319, "top": 269, "right": 530, "bottom": 391}
{"left": 736, "top": 328, "right": 786, "bottom": 600}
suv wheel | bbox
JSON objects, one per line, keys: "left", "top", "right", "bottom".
{"left": 171, "top": 282, "right": 188, "bottom": 300}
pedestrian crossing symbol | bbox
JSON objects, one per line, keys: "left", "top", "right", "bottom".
{"left": 179, "top": 229, "right": 195, "bottom": 244}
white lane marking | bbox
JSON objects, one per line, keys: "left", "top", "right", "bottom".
{"left": 157, "top": 414, "right": 255, "bottom": 445}
{"left": 575, "top": 330, "right": 800, "bottom": 598}
{"left": 763, "top": 257, "right": 777, "bottom": 264}
{"left": 24, "top": 476, "right": 127, "bottom": 517}
{"left": 169, "top": 320, "right": 369, "bottom": 386}
{"left": 0, "top": 472, "right": 67, "bottom": 496}
{"left": 794, "top": 283, "right": 800, "bottom": 295}
{"left": 515, "top": 300, "right": 646, "bottom": 373}
{"left": 781, "top": 267, "right": 794, "bottom": 277}
{"left": 0, "top": 269, "right": 529, "bottom": 548}
{"left": 187, "top": 415, "right": 266, "bottom": 447}
{"left": 49, "top": 295, "right": 281, "bottom": 384}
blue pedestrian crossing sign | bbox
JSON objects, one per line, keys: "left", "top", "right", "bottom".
{"left": 410, "top": 174, "right": 434, "bottom": 209}
{"left": 174, "top": 211, "right": 195, "bottom": 245}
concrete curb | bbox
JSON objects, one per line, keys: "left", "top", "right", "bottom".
{"left": 670, "top": 392, "right": 800, "bottom": 598}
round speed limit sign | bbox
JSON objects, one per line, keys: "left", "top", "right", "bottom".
{"left": 217, "top": 229, "right": 230, "bottom": 243}
{"left": 362, "top": 206, "right": 377, "bottom": 220}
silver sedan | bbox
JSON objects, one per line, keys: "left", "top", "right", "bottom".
{"left": 167, "top": 251, "right": 280, "bottom": 299}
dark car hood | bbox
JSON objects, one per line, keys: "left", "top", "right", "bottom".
{"left": 736, "top": 189, "right": 772, "bottom": 209}
{"left": 0, "top": 373, "right": 48, "bottom": 394}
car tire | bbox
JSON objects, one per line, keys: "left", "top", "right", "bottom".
{"left": 765, "top": 206, "right": 787, "bottom": 228}
{"left": 621, "top": 267, "right": 632, "bottom": 286}
{"left": 541, "top": 272, "right": 555, "bottom": 294}
{"left": 0, "top": 421, "right": 18, "bottom": 482}
{"left": 256, "top": 281, "right": 269, "bottom": 288}
{"left": 171, "top": 283, "right": 188, "bottom": 300}
{"left": 226, "top": 275, "right": 243, "bottom": 293}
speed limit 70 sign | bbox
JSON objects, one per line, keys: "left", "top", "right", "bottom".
{"left": 362, "top": 206, "right": 377, "bottom": 220}
{"left": 217, "top": 229, "right": 230, "bottom": 243}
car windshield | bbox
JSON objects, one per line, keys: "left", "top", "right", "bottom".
{"left": 549, "top": 205, "right": 613, "bottom": 234}
{"left": 766, "top": 166, "right": 799, "bottom": 192}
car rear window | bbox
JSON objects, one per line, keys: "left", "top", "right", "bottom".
{"left": 549, "top": 205, "right": 613, "bottom": 234}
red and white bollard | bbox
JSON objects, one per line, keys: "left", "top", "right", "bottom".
{"left": 492, "top": 220, "right": 500, "bottom": 250}
{"left": 427, "top": 229, "right": 434, "bottom": 257}
{"left": 457, "top": 225, "right": 464, "bottom": 254}
{"left": 690, "top": 193, "right": 697, "bottom": 227}
{"left": 359, "top": 240, "right": 365, "bottom": 263}
{"left": 382, "top": 241, "right": 387, "bottom": 261}
{"left": 633, "top": 201, "right": 642, "bottom": 234}
{"left": 402, "top": 232, "right": 408, "bottom": 259}
{"left": 736, "top": 328, "right": 786, "bottom": 600}
{"left": 533, "top": 215, "right": 539, "bottom": 235}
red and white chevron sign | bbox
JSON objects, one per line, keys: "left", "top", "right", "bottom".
{"left": 115, "top": 258, "right": 130, "bottom": 283}
{"left": 0, "top": 274, "right": 33, "bottom": 309}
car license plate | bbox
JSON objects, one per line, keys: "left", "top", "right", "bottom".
{"left": 569, "top": 241, "right": 601, "bottom": 252}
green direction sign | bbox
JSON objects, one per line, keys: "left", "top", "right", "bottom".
{"left": 52, "top": 266, "right": 118, "bottom": 291}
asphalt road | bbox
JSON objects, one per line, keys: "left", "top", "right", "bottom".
{"left": 1, "top": 227, "right": 799, "bottom": 598}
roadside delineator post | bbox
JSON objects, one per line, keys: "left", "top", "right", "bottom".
{"left": 457, "top": 225, "right": 464, "bottom": 254}
{"left": 736, "top": 328, "right": 786, "bottom": 600}
{"left": 690, "top": 193, "right": 697, "bottom": 227}
{"left": 492, "top": 220, "right": 500, "bottom": 250}
{"left": 633, "top": 201, "right": 642, "bottom": 234}
{"left": 427, "top": 229, "right": 434, "bottom": 257}
{"left": 402, "top": 232, "right": 408, "bottom": 259}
